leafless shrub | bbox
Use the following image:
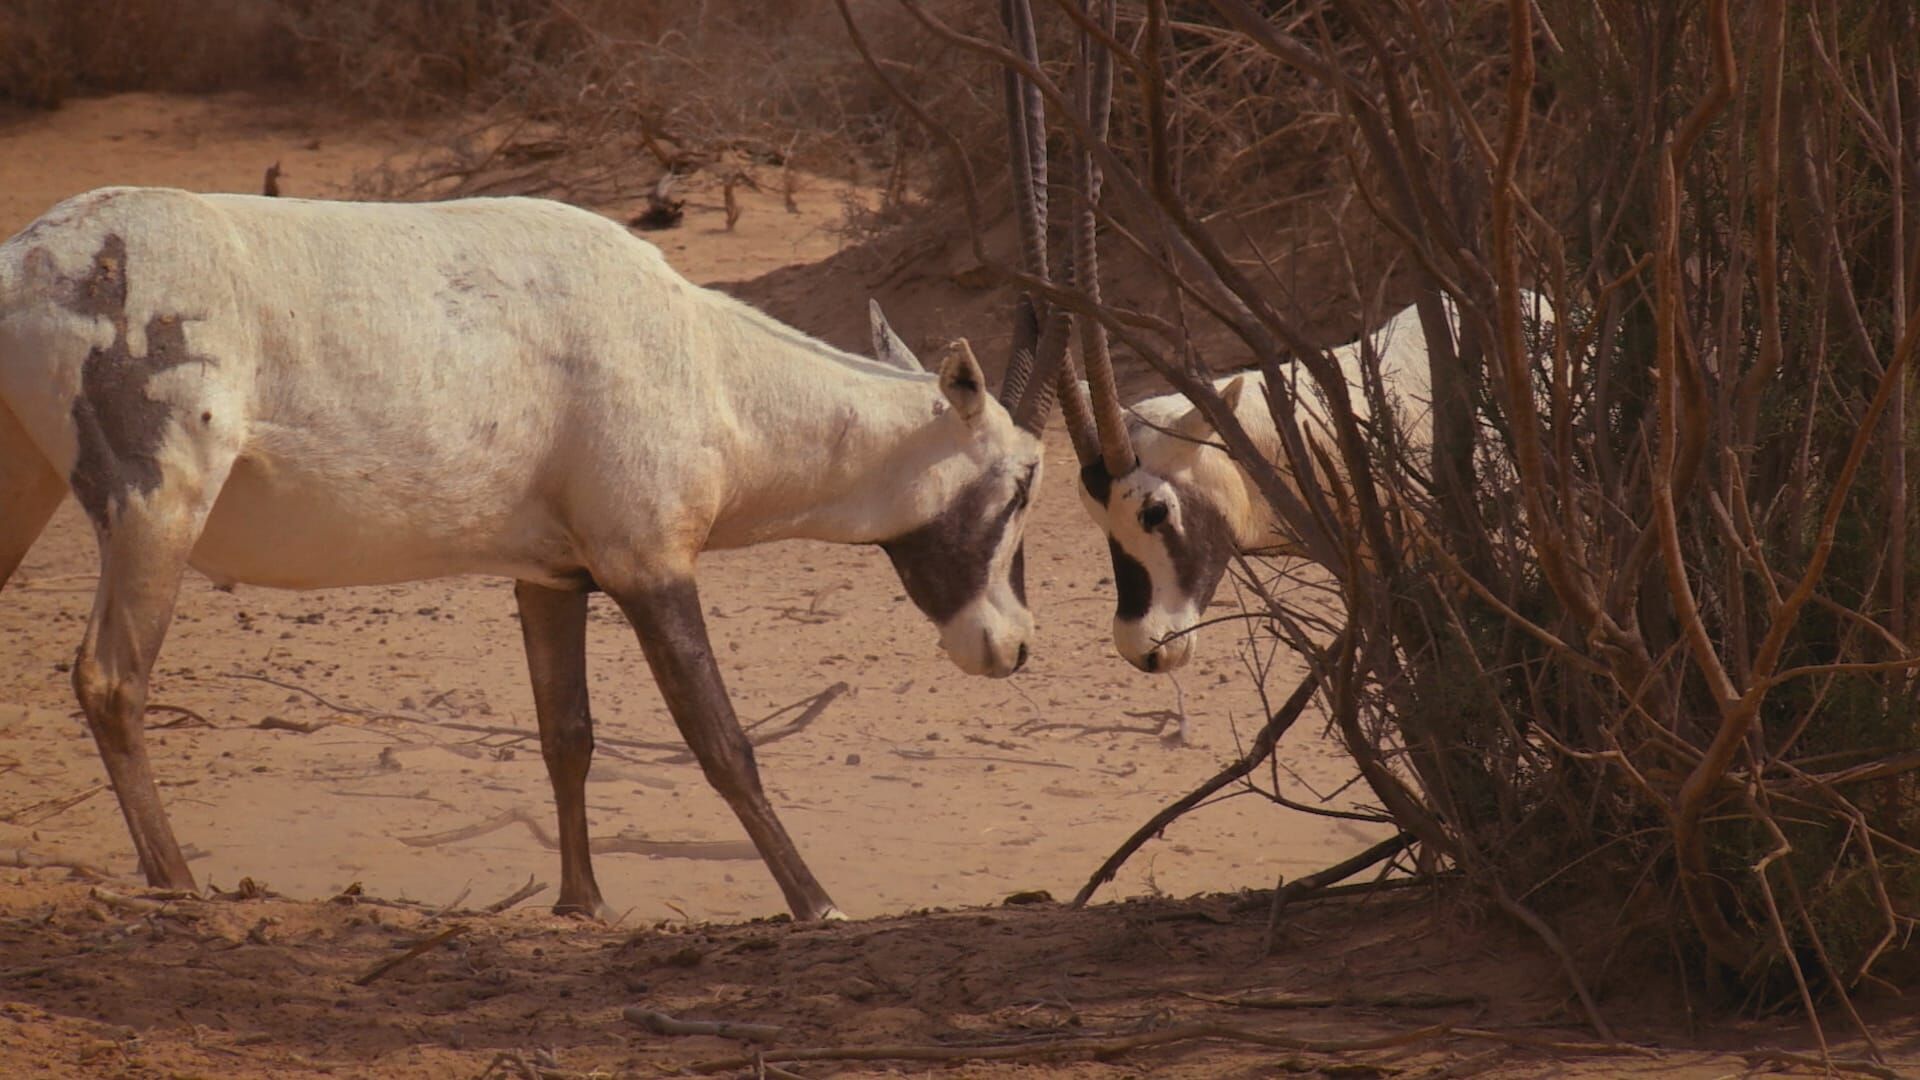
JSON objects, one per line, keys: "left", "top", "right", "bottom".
{"left": 861, "top": 0, "right": 1920, "bottom": 1051}
{"left": 0, "top": 0, "right": 294, "bottom": 107}
{"left": 1, "top": 0, "right": 928, "bottom": 216}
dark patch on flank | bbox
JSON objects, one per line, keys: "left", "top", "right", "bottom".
{"left": 60, "top": 234, "right": 217, "bottom": 528}
{"left": 880, "top": 470, "right": 1021, "bottom": 624}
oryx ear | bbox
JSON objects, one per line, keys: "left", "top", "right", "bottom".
{"left": 938, "top": 340, "right": 989, "bottom": 423}
{"left": 1172, "top": 375, "right": 1247, "bottom": 441}
{"left": 870, "top": 300, "right": 923, "bottom": 372}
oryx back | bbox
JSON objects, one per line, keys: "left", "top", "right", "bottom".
{"left": 0, "top": 187, "right": 718, "bottom": 591}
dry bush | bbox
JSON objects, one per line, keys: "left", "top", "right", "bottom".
{"left": 0, "top": 0, "right": 934, "bottom": 213}
{"left": 0, "top": 0, "right": 295, "bottom": 106}
{"left": 868, "top": 0, "right": 1920, "bottom": 1050}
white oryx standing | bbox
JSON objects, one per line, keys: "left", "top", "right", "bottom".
{"left": 0, "top": 186, "right": 1059, "bottom": 920}
{"left": 1063, "top": 293, "right": 1554, "bottom": 673}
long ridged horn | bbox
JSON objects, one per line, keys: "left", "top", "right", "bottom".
{"left": 1002, "top": 295, "right": 1041, "bottom": 422}
{"left": 1000, "top": 0, "right": 1050, "bottom": 431}
{"left": 1053, "top": 316, "right": 1102, "bottom": 466}
{"left": 1073, "top": 0, "right": 1134, "bottom": 478}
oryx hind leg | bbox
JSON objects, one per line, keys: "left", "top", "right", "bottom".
{"left": 0, "top": 400, "right": 65, "bottom": 593}
{"left": 73, "top": 452, "right": 235, "bottom": 892}
{"left": 608, "top": 576, "right": 841, "bottom": 921}
{"left": 514, "top": 580, "right": 612, "bottom": 919}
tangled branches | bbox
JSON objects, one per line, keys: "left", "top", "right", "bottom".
{"left": 858, "top": 0, "right": 1920, "bottom": 1046}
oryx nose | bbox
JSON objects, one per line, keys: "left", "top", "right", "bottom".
{"left": 1013, "top": 642, "right": 1030, "bottom": 672}
{"left": 1141, "top": 648, "right": 1161, "bottom": 673}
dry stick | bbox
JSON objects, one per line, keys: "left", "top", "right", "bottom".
{"left": 256, "top": 716, "right": 330, "bottom": 734}
{"left": 397, "top": 806, "right": 755, "bottom": 861}
{"left": 0, "top": 848, "right": 111, "bottom": 880}
{"left": 146, "top": 704, "right": 215, "bottom": 729}
{"left": 352, "top": 924, "right": 468, "bottom": 986}
{"left": 1232, "top": 876, "right": 1443, "bottom": 912}
{"left": 429, "top": 883, "right": 472, "bottom": 917}
{"left": 1743, "top": 1048, "right": 1901, "bottom": 1080}
{"left": 222, "top": 671, "right": 841, "bottom": 761}
{"left": 88, "top": 887, "right": 166, "bottom": 914}
{"left": 888, "top": 748, "right": 1073, "bottom": 771}
{"left": 691, "top": 1022, "right": 1450, "bottom": 1072}
{"left": 657, "top": 682, "right": 847, "bottom": 765}
{"left": 1073, "top": 670, "right": 1321, "bottom": 907}
{"left": 690, "top": 1021, "right": 1658, "bottom": 1073}
{"left": 482, "top": 874, "right": 547, "bottom": 914}
{"left": 2, "top": 784, "right": 106, "bottom": 825}
{"left": 1263, "top": 832, "right": 1413, "bottom": 954}
{"left": 1185, "top": 990, "right": 1482, "bottom": 1010}
{"left": 622, "top": 1007, "right": 783, "bottom": 1043}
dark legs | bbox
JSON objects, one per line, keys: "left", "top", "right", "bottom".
{"left": 73, "top": 500, "right": 207, "bottom": 890}
{"left": 514, "top": 581, "right": 610, "bottom": 918}
{"left": 612, "top": 578, "right": 840, "bottom": 921}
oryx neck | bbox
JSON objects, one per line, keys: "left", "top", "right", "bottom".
{"left": 694, "top": 294, "right": 982, "bottom": 550}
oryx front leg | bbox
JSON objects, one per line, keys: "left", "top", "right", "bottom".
{"left": 74, "top": 483, "right": 222, "bottom": 892}
{"left": 514, "top": 581, "right": 611, "bottom": 920}
{"left": 612, "top": 579, "right": 841, "bottom": 921}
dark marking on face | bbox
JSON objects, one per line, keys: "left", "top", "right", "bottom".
{"left": 880, "top": 466, "right": 1028, "bottom": 624}
{"left": 1082, "top": 461, "right": 1238, "bottom": 626}
{"left": 1010, "top": 544, "right": 1028, "bottom": 605}
{"left": 1079, "top": 461, "right": 1113, "bottom": 505}
{"left": 59, "top": 234, "right": 217, "bottom": 529}
{"left": 1108, "top": 537, "right": 1152, "bottom": 620}
{"left": 1160, "top": 477, "right": 1239, "bottom": 610}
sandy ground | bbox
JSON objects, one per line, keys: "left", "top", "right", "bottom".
{"left": 1, "top": 93, "right": 1913, "bottom": 1078}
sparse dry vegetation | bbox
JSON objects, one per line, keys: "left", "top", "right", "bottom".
{"left": 854, "top": 0, "right": 1920, "bottom": 1061}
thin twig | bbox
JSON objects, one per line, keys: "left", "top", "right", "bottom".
{"left": 352, "top": 924, "right": 468, "bottom": 986}
{"left": 623, "top": 1007, "right": 784, "bottom": 1043}
{"left": 1075, "top": 669, "right": 1322, "bottom": 907}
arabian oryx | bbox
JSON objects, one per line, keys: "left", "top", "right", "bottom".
{"left": 0, "top": 186, "right": 1061, "bottom": 920}
{"left": 1062, "top": 293, "right": 1554, "bottom": 673}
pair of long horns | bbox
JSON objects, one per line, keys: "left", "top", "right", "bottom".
{"left": 999, "top": 0, "right": 1136, "bottom": 478}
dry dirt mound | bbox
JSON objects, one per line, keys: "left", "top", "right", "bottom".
{"left": 5, "top": 878, "right": 1894, "bottom": 1079}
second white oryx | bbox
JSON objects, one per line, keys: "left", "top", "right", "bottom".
{"left": 0, "top": 186, "right": 1061, "bottom": 920}
{"left": 1071, "top": 301, "right": 1437, "bottom": 673}
{"left": 1065, "top": 293, "right": 1556, "bottom": 673}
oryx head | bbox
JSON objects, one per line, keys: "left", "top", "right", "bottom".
{"left": 988, "top": 0, "right": 1234, "bottom": 673}
{"left": 870, "top": 303, "right": 1054, "bottom": 679}
{"left": 1065, "top": 371, "right": 1250, "bottom": 673}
